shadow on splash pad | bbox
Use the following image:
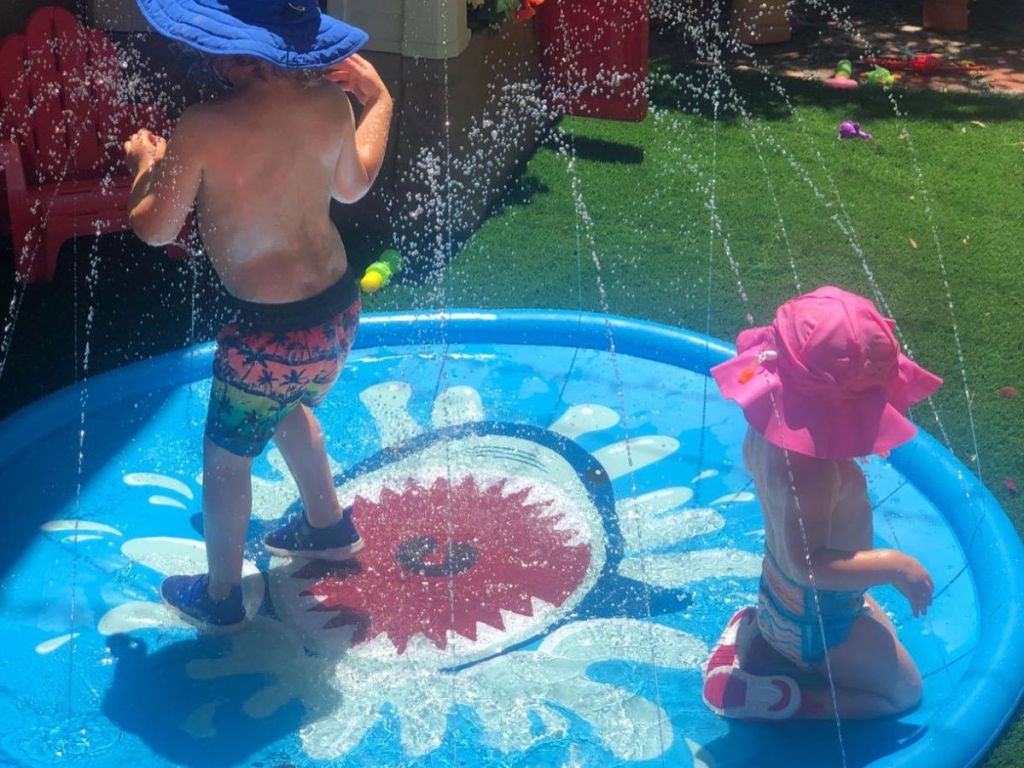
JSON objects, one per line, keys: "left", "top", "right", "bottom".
{"left": 0, "top": 310, "right": 1020, "bottom": 768}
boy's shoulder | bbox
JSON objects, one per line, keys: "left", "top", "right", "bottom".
{"left": 180, "top": 98, "right": 228, "bottom": 126}
{"left": 168, "top": 101, "right": 223, "bottom": 160}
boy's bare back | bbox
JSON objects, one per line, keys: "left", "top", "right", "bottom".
{"left": 183, "top": 79, "right": 355, "bottom": 301}
{"left": 126, "top": 55, "right": 391, "bottom": 304}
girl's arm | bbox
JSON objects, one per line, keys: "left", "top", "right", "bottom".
{"left": 778, "top": 454, "right": 933, "bottom": 616}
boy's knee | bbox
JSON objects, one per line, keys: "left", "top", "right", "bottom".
{"left": 205, "top": 438, "right": 253, "bottom": 471}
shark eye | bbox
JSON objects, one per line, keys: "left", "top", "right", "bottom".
{"left": 396, "top": 535, "right": 480, "bottom": 577}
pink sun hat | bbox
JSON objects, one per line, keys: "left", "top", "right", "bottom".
{"left": 710, "top": 286, "right": 943, "bottom": 460}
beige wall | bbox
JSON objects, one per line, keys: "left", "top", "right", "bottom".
{"left": 336, "top": 22, "right": 547, "bottom": 261}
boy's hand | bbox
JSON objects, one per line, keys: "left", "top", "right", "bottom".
{"left": 123, "top": 129, "right": 167, "bottom": 174}
{"left": 327, "top": 54, "right": 390, "bottom": 106}
{"left": 891, "top": 555, "right": 933, "bottom": 617}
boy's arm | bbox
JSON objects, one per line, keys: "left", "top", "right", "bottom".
{"left": 778, "top": 455, "right": 932, "bottom": 615}
{"left": 124, "top": 109, "right": 204, "bottom": 246}
{"left": 328, "top": 54, "right": 393, "bottom": 203}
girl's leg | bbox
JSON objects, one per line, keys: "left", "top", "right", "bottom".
{"left": 795, "top": 595, "right": 922, "bottom": 719}
{"left": 203, "top": 437, "right": 254, "bottom": 599}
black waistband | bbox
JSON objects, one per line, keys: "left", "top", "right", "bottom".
{"left": 226, "top": 269, "right": 359, "bottom": 333}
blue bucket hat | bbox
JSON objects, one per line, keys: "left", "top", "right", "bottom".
{"left": 135, "top": 0, "right": 368, "bottom": 69}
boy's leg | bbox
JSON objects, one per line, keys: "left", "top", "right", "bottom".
{"left": 273, "top": 404, "right": 342, "bottom": 528}
{"left": 160, "top": 436, "right": 253, "bottom": 633}
{"left": 262, "top": 292, "right": 361, "bottom": 559}
{"left": 796, "top": 595, "right": 922, "bottom": 719}
{"left": 203, "top": 437, "right": 254, "bottom": 598}
{"left": 262, "top": 404, "right": 362, "bottom": 560}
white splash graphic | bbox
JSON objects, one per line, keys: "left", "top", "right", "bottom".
{"left": 621, "top": 549, "right": 762, "bottom": 587}
{"left": 292, "top": 618, "right": 706, "bottom": 761}
{"left": 431, "top": 385, "right": 484, "bottom": 427}
{"left": 593, "top": 436, "right": 680, "bottom": 479}
{"left": 35, "top": 632, "right": 79, "bottom": 655}
{"left": 123, "top": 473, "right": 195, "bottom": 500}
{"left": 709, "top": 492, "right": 755, "bottom": 507}
{"left": 182, "top": 700, "right": 223, "bottom": 739}
{"left": 249, "top": 447, "right": 342, "bottom": 522}
{"left": 116, "top": 537, "right": 265, "bottom": 621}
{"left": 149, "top": 495, "right": 189, "bottom": 509}
{"left": 550, "top": 404, "right": 620, "bottom": 439}
{"left": 99, "top": 601, "right": 190, "bottom": 635}
{"left": 133, "top": 448, "right": 343, "bottom": 524}
{"left": 616, "top": 478, "right": 758, "bottom": 583}
{"left": 41, "top": 520, "right": 122, "bottom": 537}
{"left": 97, "top": 384, "right": 761, "bottom": 764}
{"left": 691, "top": 469, "right": 719, "bottom": 483}
{"left": 360, "top": 381, "right": 422, "bottom": 448}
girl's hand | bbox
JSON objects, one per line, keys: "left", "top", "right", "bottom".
{"left": 123, "top": 129, "right": 167, "bottom": 174}
{"left": 327, "top": 54, "right": 391, "bottom": 106}
{"left": 891, "top": 555, "right": 934, "bottom": 617}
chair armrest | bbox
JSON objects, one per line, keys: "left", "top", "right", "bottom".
{"left": 0, "top": 139, "right": 28, "bottom": 199}
{"left": 0, "top": 138, "right": 32, "bottom": 226}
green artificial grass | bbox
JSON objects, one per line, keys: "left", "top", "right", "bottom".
{"left": 367, "top": 61, "right": 1024, "bottom": 764}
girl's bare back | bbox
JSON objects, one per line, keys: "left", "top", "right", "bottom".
{"left": 743, "top": 427, "right": 872, "bottom": 583}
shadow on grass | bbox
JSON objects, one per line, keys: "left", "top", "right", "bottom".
{"left": 0, "top": 235, "right": 228, "bottom": 420}
{"left": 399, "top": 169, "right": 552, "bottom": 284}
{"left": 570, "top": 135, "right": 646, "bottom": 165}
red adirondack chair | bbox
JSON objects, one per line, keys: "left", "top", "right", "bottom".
{"left": 535, "top": 0, "right": 650, "bottom": 122}
{"left": 0, "top": 7, "right": 186, "bottom": 283}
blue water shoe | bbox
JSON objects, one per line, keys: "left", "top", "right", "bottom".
{"left": 263, "top": 508, "right": 364, "bottom": 560}
{"left": 161, "top": 573, "right": 248, "bottom": 634}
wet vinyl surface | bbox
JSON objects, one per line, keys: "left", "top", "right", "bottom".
{"left": 0, "top": 320, "right": 985, "bottom": 768}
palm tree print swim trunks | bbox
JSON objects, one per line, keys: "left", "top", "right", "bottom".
{"left": 205, "top": 270, "right": 361, "bottom": 457}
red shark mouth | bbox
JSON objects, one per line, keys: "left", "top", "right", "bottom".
{"left": 291, "top": 476, "right": 592, "bottom": 654}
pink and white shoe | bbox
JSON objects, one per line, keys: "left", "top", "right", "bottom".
{"left": 702, "top": 667, "right": 801, "bottom": 720}
{"left": 703, "top": 606, "right": 757, "bottom": 678}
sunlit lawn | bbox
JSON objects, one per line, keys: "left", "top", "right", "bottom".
{"left": 368, "top": 61, "right": 1024, "bottom": 765}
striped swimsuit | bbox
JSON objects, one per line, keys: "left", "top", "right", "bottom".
{"left": 756, "top": 548, "right": 868, "bottom": 665}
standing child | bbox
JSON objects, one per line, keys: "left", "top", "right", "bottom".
{"left": 703, "top": 286, "right": 942, "bottom": 719}
{"left": 124, "top": 0, "right": 393, "bottom": 633}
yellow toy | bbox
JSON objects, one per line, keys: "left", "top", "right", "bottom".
{"left": 361, "top": 249, "right": 403, "bottom": 293}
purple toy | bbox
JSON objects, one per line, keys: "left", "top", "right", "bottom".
{"left": 838, "top": 120, "right": 872, "bottom": 140}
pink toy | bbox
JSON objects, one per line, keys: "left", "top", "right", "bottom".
{"left": 825, "top": 59, "right": 859, "bottom": 90}
{"left": 825, "top": 76, "right": 859, "bottom": 90}
{"left": 838, "top": 121, "right": 872, "bottom": 140}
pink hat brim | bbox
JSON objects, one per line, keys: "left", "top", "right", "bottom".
{"left": 711, "top": 325, "right": 943, "bottom": 459}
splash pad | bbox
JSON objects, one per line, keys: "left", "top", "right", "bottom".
{"left": 0, "top": 309, "right": 1021, "bottom": 768}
